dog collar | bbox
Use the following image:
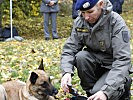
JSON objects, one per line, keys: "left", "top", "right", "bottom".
{"left": 19, "top": 86, "right": 38, "bottom": 100}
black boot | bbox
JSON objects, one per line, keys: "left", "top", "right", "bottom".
{"left": 119, "top": 77, "right": 132, "bottom": 100}
{"left": 86, "top": 92, "right": 92, "bottom": 97}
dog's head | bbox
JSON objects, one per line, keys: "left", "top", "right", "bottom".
{"left": 27, "top": 59, "right": 58, "bottom": 99}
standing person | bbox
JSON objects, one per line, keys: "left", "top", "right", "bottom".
{"left": 60, "top": 0, "right": 132, "bottom": 100}
{"left": 72, "top": 0, "right": 78, "bottom": 19}
{"left": 40, "top": 0, "right": 59, "bottom": 40}
{"left": 0, "top": 0, "right": 4, "bottom": 34}
{"left": 109, "top": 0, "right": 124, "bottom": 14}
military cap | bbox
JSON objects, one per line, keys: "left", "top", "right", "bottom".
{"left": 75, "top": 0, "right": 99, "bottom": 11}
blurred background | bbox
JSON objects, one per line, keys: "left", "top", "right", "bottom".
{"left": 0, "top": 0, "right": 132, "bottom": 39}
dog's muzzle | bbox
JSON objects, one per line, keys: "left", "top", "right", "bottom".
{"left": 43, "top": 87, "right": 58, "bottom": 96}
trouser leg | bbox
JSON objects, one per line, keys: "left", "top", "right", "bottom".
{"left": 90, "top": 71, "right": 125, "bottom": 100}
{"left": 51, "top": 12, "right": 58, "bottom": 38}
{"left": 75, "top": 51, "right": 108, "bottom": 93}
{"left": 75, "top": 51, "right": 126, "bottom": 100}
{"left": 43, "top": 13, "right": 50, "bottom": 38}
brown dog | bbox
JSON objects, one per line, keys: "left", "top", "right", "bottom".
{"left": 0, "top": 59, "right": 58, "bottom": 100}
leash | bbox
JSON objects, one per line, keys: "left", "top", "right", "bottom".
{"left": 64, "top": 84, "right": 88, "bottom": 100}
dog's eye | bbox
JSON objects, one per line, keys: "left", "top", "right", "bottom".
{"left": 41, "top": 81, "right": 48, "bottom": 87}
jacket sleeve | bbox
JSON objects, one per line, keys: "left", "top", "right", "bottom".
{"left": 42, "top": 0, "right": 58, "bottom": 4}
{"left": 119, "top": 0, "right": 124, "bottom": 4}
{"left": 60, "top": 23, "right": 83, "bottom": 76}
{"left": 52, "top": 0, "right": 58, "bottom": 4}
{"left": 101, "top": 14, "right": 131, "bottom": 99}
{"left": 42, "top": 0, "right": 51, "bottom": 4}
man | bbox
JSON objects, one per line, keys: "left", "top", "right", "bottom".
{"left": 109, "top": 0, "right": 124, "bottom": 14}
{"left": 40, "top": 0, "right": 59, "bottom": 40}
{"left": 60, "top": 0, "right": 132, "bottom": 100}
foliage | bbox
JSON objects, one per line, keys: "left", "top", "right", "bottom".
{"left": 2, "top": 15, "right": 73, "bottom": 39}
{"left": 1, "top": 0, "right": 72, "bottom": 19}
{"left": 0, "top": 38, "right": 85, "bottom": 99}
{"left": 58, "top": 0, "right": 72, "bottom": 16}
{"left": 0, "top": 39, "right": 64, "bottom": 82}
{"left": 2, "top": 0, "right": 42, "bottom": 18}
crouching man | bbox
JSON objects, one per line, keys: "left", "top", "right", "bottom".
{"left": 60, "top": 0, "right": 132, "bottom": 100}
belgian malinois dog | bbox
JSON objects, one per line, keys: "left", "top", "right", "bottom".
{"left": 0, "top": 59, "right": 58, "bottom": 100}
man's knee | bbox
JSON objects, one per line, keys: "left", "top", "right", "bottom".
{"left": 75, "top": 51, "right": 88, "bottom": 61}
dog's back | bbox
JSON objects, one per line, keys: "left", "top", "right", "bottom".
{"left": 1, "top": 80, "right": 25, "bottom": 100}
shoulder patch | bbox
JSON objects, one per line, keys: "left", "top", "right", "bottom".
{"left": 122, "top": 31, "right": 129, "bottom": 43}
{"left": 76, "top": 27, "right": 89, "bottom": 33}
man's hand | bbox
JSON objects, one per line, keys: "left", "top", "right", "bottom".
{"left": 61, "top": 73, "right": 72, "bottom": 92}
{"left": 87, "top": 91, "right": 107, "bottom": 100}
{"left": 48, "top": 1, "right": 55, "bottom": 6}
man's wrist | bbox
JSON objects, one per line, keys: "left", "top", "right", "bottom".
{"left": 63, "top": 72, "right": 71, "bottom": 77}
{"left": 102, "top": 90, "right": 108, "bottom": 100}
{"left": 101, "top": 85, "right": 115, "bottom": 99}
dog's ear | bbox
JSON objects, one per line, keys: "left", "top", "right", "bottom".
{"left": 38, "top": 59, "right": 44, "bottom": 70}
{"left": 30, "top": 72, "right": 38, "bottom": 84}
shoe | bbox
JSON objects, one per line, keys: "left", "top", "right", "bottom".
{"left": 45, "top": 37, "right": 50, "bottom": 40}
{"left": 53, "top": 37, "right": 59, "bottom": 40}
{"left": 119, "top": 77, "right": 132, "bottom": 100}
{"left": 14, "top": 36, "right": 24, "bottom": 42}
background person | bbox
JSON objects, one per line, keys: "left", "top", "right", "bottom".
{"left": 40, "top": 0, "right": 59, "bottom": 40}
{"left": 109, "top": 0, "right": 124, "bottom": 14}
{"left": 72, "top": 0, "right": 78, "bottom": 19}
{"left": 60, "top": 0, "right": 132, "bottom": 100}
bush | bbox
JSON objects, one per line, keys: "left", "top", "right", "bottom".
{"left": 58, "top": 1, "right": 72, "bottom": 17}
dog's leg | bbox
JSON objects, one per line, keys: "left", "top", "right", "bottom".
{"left": 0, "top": 85, "right": 7, "bottom": 100}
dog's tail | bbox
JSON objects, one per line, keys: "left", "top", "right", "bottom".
{"left": 0, "top": 85, "right": 7, "bottom": 100}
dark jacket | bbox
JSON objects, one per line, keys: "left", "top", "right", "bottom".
{"left": 40, "top": 0, "right": 59, "bottom": 13}
{"left": 72, "top": 0, "right": 78, "bottom": 19}
{"left": 109, "top": 0, "right": 124, "bottom": 14}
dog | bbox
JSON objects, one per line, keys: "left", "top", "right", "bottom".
{"left": 0, "top": 59, "right": 58, "bottom": 100}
